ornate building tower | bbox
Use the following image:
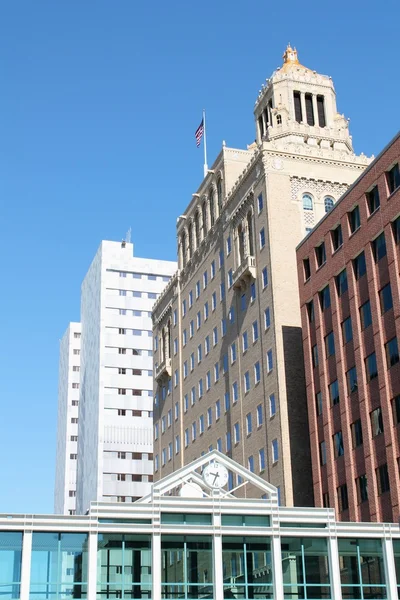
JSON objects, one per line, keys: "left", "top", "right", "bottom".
{"left": 152, "top": 46, "right": 372, "bottom": 509}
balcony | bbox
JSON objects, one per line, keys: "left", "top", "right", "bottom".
{"left": 233, "top": 255, "right": 256, "bottom": 289}
{"left": 155, "top": 358, "right": 172, "bottom": 382}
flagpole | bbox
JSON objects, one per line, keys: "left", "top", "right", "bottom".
{"left": 203, "top": 108, "right": 208, "bottom": 178}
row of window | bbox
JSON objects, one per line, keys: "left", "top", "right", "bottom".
{"left": 113, "top": 388, "right": 153, "bottom": 396}
{"left": 110, "top": 347, "right": 153, "bottom": 357}
{"left": 106, "top": 409, "right": 152, "bottom": 418}
{"left": 109, "top": 367, "right": 152, "bottom": 376}
{"left": 312, "top": 282, "right": 394, "bottom": 359}
{"left": 113, "top": 308, "right": 153, "bottom": 317}
{"left": 156, "top": 392, "right": 277, "bottom": 443}
{"left": 156, "top": 435, "right": 277, "bottom": 472}
{"left": 103, "top": 451, "right": 153, "bottom": 460}
{"left": 180, "top": 179, "right": 224, "bottom": 266}
{"left": 116, "top": 271, "right": 170, "bottom": 282}
{"left": 315, "top": 336, "right": 399, "bottom": 413}
{"left": 302, "top": 193, "right": 334, "bottom": 213}
{"left": 304, "top": 192, "right": 400, "bottom": 282}
{"left": 118, "top": 289, "right": 159, "bottom": 299}
{"left": 333, "top": 463, "right": 390, "bottom": 512}
{"left": 103, "top": 472, "right": 153, "bottom": 482}
{"left": 110, "top": 327, "right": 153, "bottom": 337}
{"left": 156, "top": 345, "right": 274, "bottom": 408}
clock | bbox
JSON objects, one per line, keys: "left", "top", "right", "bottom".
{"left": 203, "top": 462, "right": 229, "bottom": 489}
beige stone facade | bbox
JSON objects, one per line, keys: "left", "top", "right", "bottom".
{"left": 152, "top": 46, "right": 372, "bottom": 507}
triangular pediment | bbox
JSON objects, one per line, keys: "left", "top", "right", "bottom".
{"left": 137, "top": 450, "right": 278, "bottom": 505}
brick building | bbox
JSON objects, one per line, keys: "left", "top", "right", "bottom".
{"left": 296, "top": 131, "right": 400, "bottom": 522}
{"left": 152, "top": 45, "right": 371, "bottom": 507}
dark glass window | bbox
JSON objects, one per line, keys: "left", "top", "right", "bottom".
{"left": 329, "top": 380, "right": 339, "bottom": 405}
{"left": 392, "top": 215, "right": 400, "bottom": 243}
{"left": 332, "top": 224, "right": 343, "bottom": 250}
{"left": 392, "top": 395, "right": 400, "bottom": 425}
{"left": 379, "top": 283, "right": 393, "bottom": 314}
{"left": 316, "top": 391, "right": 323, "bottom": 416}
{"left": 293, "top": 91, "right": 302, "bottom": 123}
{"left": 325, "top": 197, "right": 334, "bottom": 213}
{"left": 385, "top": 337, "right": 399, "bottom": 367}
{"left": 347, "top": 366, "right": 358, "bottom": 394}
{"left": 312, "top": 344, "right": 319, "bottom": 368}
{"left": 336, "top": 269, "right": 348, "bottom": 296}
{"left": 338, "top": 538, "right": 386, "bottom": 595}
{"left": 366, "top": 185, "right": 380, "bottom": 214}
{"left": 319, "top": 286, "right": 331, "bottom": 311}
{"left": 337, "top": 484, "right": 348, "bottom": 511}
{"left": 387, "top": 163, "right": 400, "bottom": 194}
{"left": 303, "top": 257, "right": 311, "bottom": 280}
{"left": 372, "top": 232, "right": 387, "bottom": 262}
{"left": 305, "top": 93, "right": 315, "bottom": 125}
{"left": 349, "top": 205, "right": 360, "bottom": 233}
{"left": 342, "top": 317, "right": 353, "bottom": 344}
{"left": 360, "top": 300, "right": 372, "bottom": 329}
{"left": 365, "top": 352, "right": 378, "bottom": 381}
{"left": 222, "top": 537, "right": 272, "bottom": 599}
{"left": 315, "top": 242, "right": 326, "bottom": 267}
{"left": 333, "top": 431, "right": 344, "bottom": 458}
{"left": 323, "top": 493, "right": 330, "bottom": 507}
{"left": 325, "top": 331, "right": 335, "bottom": 358}
{"left": 351, "top": 419, "right": 363, "bottom": 448}
{"left": 281, "top": 537, "right": 331, "bottom": 600}
{"left": 376, "top": 464, "right": 390, "bottom": 494}
{"left": 320, "top": 440, "right": 327, "bottom": 466}
{"left": 353, "top": 251, "right": 366, "bottom": 279}
{"left": 317, "top": 95, "right": 326, "bottom": 127}
{"left": 370, "top": 407, "right": 384, "bottom": 437}
{"left": 356, "top": 475, "right": 368, "bottom": 503}
{"left": 307, "top": 300, "right": 314, "bottom": 323}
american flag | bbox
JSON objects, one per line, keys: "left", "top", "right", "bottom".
{"left": 195, "top": 119, "right": 204, "bottom": 147}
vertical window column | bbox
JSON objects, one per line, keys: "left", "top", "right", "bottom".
{"left": 312, "top": 94, "right": 318, "bottom": 126}
{"left": 300, "top": 93, "right": 307, "bottom": 124}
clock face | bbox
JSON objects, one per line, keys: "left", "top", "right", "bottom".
{"left": 203, "top": 462, "right": 229, "bottom": 489}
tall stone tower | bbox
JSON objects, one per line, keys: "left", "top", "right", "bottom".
{"left": 152, "top": 46, "right": 371, "bottom": 508}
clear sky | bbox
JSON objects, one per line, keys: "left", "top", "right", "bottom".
{"left": 0, "top": 0, "right": 398, "bottom": 513}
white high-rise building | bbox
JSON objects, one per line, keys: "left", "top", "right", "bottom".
{"left": 74, "top": 240, "right": 176, "bottom": 513}
{"left": 54, "top": 322, "right": 81, "bottom": 514}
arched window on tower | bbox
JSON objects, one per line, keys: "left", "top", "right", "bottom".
{"left": 188, "top": 222, "right": 194, "bottom": 259}
{"left": 217, "top": 179, "right": 223, "bottom": 216}
{"left": 276, "top": 114, "right": 282, "bottom": 125}
{"left": 303, "top": 194, "right": 313, "bottom": 211}
{"left": 247, "top": 211, "right": 255, "bottom": 256}
{"left": 194, "top": 211, "right": 201, "bottom": 249}
{"left": 202, "top": 201, "right": 208, "bottom": 238}
{"left": 324, "top": 197, "right": 334, "bottom": 213}
{"left": 237, "top": 223, "right": 245, "bottom": 265}
{"left": 180, "top": 232, "right": 187, "bottom": 267}
{"left": 209, "top": 189, "right": 215, "bottom": 227}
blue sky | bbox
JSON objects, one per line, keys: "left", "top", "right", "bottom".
{"left": 0, "top": 1, "right": 398, "bottom": 513}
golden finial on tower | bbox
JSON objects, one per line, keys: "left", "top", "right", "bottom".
{"left": 282, "top": 43, "right": 299, "bottom": 65}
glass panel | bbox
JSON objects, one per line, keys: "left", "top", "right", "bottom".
{"left": 222, "top": 537, "right": 272, "bottom": 600}
{"left": 97, "top": 534, "right": 151, "bottom": 599}
{"left": 282, "top": 537, "right": 331, "bottom": 600}
{"left": 161, "top": 536, "right": 212, "bottom": 600}
{"left": 0, "top": 531, "right": 22, "bottom": 600}
{"left": 31, "top": 532, "right": 88, "bottom": 599}
{"left": 338, "top": 539, "right": 386, "bottom": 599}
